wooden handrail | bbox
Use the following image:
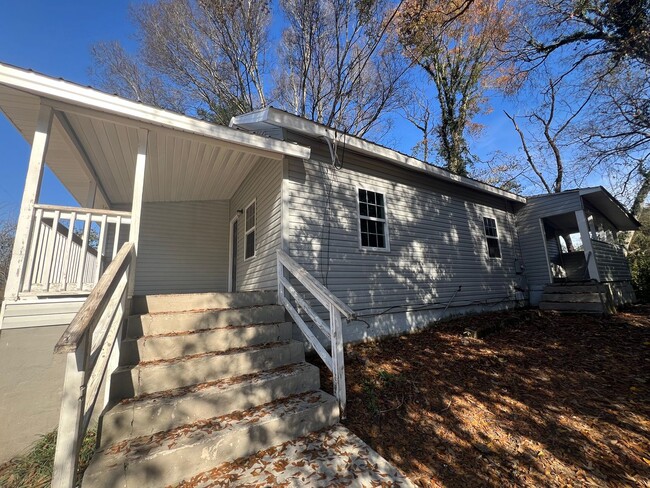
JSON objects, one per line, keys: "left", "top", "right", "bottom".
{"left": 55, "top": 242, "right": 134, "bottom": 353}
{"left": 276, "top": 249, "right": 356, "bottom": 321}
{"left": 276, "top": 249, "right": 354, "bottom": 419}
{"left": 34, "top": 203, "right": 132, "bottom": 218}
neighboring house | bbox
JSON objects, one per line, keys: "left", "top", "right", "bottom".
{"left": 0, "top": 63, "right": 640, "bottom": 476}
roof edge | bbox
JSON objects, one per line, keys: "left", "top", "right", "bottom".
{"left": 0, "top": 62, "right": 311, "bottom": 160}
{"left": 231, "top": 108, "right": 526, "bottom": 203}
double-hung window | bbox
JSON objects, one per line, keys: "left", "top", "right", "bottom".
{"left": 244, "top": 200, "right": 256, "bottom": 260}
{"left": 358, "top": 189, "right": 389, "bottom": 250}
{"left": 483, "top": 217, "right": 501, "bottom": 258}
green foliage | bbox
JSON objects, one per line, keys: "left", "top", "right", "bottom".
{"left": 0, "top": 429, "right": 96, "bottom": 488}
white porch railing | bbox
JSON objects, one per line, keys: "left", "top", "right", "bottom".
{"left": 276, "top": 249, "right": 356, "bottom": 418}
{"left": 20, "top": 204, "right": 131, "bottom": 295}
{"left": 51, "top": 242, "right": 134, "bottom": 488}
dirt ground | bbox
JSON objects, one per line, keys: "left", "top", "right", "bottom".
{"left": 318, "top": 306, "right": 650, "bottom": 487}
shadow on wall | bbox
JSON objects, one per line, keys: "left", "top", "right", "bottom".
{"left": 285, "top": 157, "right": 527, "bottom": 343}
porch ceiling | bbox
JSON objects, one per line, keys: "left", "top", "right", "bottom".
{"left": 0, "top": 63, "right": 310, "bottom": 208}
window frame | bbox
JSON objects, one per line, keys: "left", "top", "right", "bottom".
{"left": 482, "top": 216, "right": 502, "bottom": 259}
{"left": 244, "top": 199, "right": 256, "bottom": 261}
{"left": 356, "top": 186, "right": 390, "bottom": 252}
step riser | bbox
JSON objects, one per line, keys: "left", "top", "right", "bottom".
{"left": 110, "top": 342, "right": 305, "bottom": 400}
{"left": 127, "top": 305, "right": 286, "bottom": 338}
{"left": 84, "top": 398, "right": 339, "bottom": 488}
{"left": 120, "top": 322, "right": 292, "bottom": 365}
{"left": 544, "top": 285, "right": 604, "bottom": 294}
{"left": 100, "top": 365, "right": 321, "bottom": 448}
{"left": 131, "top": 291, "right": 277, "bottom": 315}
{"left": 539, "top": 302, "right": 604, "bottom": 312}
{"left": 541, "top": 293, "right": 603, "bottom": 303}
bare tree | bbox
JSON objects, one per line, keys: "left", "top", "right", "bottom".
{"left": 0, "top": 217, "right": 16, "bottom": 301}
{"left": 396, "top": 0, "right": 519, "bottom": 176}
{"left": 401, "top": 87, "right": 437, "bottom": 162}
{"left": 91, "top": 0, "right": 270, "bottom": 125}
{"left": 275, "top": 0, "right": 410, "bottom": 137}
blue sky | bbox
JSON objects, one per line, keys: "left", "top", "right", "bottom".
{"left": 0, "top": 0, "right": 524, "bottom": 220}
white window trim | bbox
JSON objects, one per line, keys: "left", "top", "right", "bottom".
{"left": 244, "top": 199, "right": 256, "bottom": 261}
{"left": 356, "top": 186, "right": 390, "bottom": 252}
{"left": 483, "top": 216, "right": 502, "bottom": 259}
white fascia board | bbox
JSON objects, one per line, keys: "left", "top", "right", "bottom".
{"left": 233, "top": 108, "right": 526, "bottom": 203}
{"left": 0, "top": 63, "right": 310, "bottom": 160}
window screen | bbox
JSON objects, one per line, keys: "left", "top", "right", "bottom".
{"left": 483, "top": 217, "right": 501, "bottom": 258}
{"left": 359, "top": 189, "right": 388, "bottom": 249}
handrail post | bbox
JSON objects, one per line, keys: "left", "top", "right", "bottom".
{"left": 52, "top": 334, "right": 89, "bottom": 488}
{"left": 329, "top": 305, "right": 346, "bottom": 419}
{"left": 277, "top": 255, "right": 285, "bottom": 305}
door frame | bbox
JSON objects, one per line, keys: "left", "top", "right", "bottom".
{"left": 228, "top": 214, "right": 239, "bottom": 292}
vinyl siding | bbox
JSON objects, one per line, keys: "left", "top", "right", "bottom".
{"left": 284, "top": 137, "right": 524, "bottom": 335}
{"left": 108, "top": 200, "right": 230, "bottom": 295}
{"left": 1, "top": 298, "right": 85, "bottom": 330}
{"left": 514, "top": 192, "right": 582, "bottom": 304}
{"left": 592, "top": 240, "right": 632, "bottom": 282}
{"left": 230, "top": 159, "right": 283, "bottom": 291}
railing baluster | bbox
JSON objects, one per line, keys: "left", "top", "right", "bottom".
{"left": 22, "top": 208, "right": 43, "bottom": 292}
{"left": 42, "top": 210, "right": 60, "bottom": 292}
{"left": 94, "top": 215, "right": 108, "bottom": 284}
{"left": 61, "top": 211, "right": 76, "bottom": 291}
{"left": 77, "top": 214, "right": 91, "bottom": 291}
{"left": 329, "top": 306, "right": 346, "bottom": 419}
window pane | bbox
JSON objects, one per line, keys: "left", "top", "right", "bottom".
{"left": 377, "top": 234, "right": 385, "bottom": 248}
{"left": 368, "top": 233, "right": 378, "bottom": 248}
{"left": 368, "top": 191, "right": 376, "bottom": 204}
{"left": 361, "top": 219, "right": 368, "bottom": 232}
{"left": 376, "top": 193, "right": 384, "bottom": 206}
{"left": 246, "top": 203, "right": 256, "bottom": 231}
{"left": 245, "top": 231, "right": 255, "bottom": 259}
{"left": 361, "top": 233, "right": 368, "bottom": 247}
{"left": 376, "top": 206, "right": 384, "bottom": 219}
{"left": 487, "top": 238, "right": 501, "bottom": 258}
{"left": 368, "top": 220, "right": 377, "bottom": 234}
{"left": 376, "top": 221, "right": 384, "bottom": 237}
{"left": 359, "top": 189, "right": 367, "bottom": 203}
{"left": 368, "top": 205, "right": 377, "bottom": 218}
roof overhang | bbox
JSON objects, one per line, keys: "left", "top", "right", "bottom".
{"left": 0, "top": 63, "right": 310, "bottom": 161}
{"left": 579, "top": 187, "right": 641, "bottom": 231}
{"left": 231, "top": 107, "right": 526, "bottom": 204}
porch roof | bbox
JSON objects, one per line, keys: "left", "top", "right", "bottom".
{"left": 0, "top": 63, "right": 311, "bottom": 207}
{"left": 529, "top": 187, "right": 640, "bottom": 231}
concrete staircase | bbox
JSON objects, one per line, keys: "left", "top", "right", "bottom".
{"left": 539, "top": 282, "right": 614, "bottom": 314}
{"left": 82, "top": 291, "right": 339, "bottom": 488}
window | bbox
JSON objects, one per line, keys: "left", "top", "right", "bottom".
{"left": 483, "top": 217, "right": 501, "bottom": 258}
{"left": 358, "top": 189, "right": 388, "bottom": 250}
{"left": 244, "top": 200, "right": 256, "bottom": 260}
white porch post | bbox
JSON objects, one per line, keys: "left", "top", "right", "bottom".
{"left": 575, "top": 209, "right": 600, "bottom": 281}
{"left": 127, "top": 129, "right": 148, "bottom": 299}
{"left": 4, "top": 104, "right": 54, "bottom": 301}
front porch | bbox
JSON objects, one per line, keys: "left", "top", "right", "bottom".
{"left": 0, "top": 64, "right": 309, "bottom": 331}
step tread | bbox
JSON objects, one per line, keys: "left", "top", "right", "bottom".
{"left": 131, "top": 291, "right": 277, "bottom": 315}
{"left": 173, "top": 424, "right": 415, "bottom": 488}
{"left": 98, "top": 391, "right": 335, "bottom": 464}
{"left": 112, "top": 362, "right": 317, "bottom": 411}
{"left": 132, "top": 303, "right": 283, "bottom": 319}
{"left": 127, "top": 340, "right": 295, "bottom": 368}
{"left": 137, "top": 321, "right": 291, "bottom": 339}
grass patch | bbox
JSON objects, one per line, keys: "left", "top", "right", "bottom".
{"left": 0, "top": 429, "right": 96, "bottom": 488}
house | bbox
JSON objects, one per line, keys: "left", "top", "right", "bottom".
{"left": 0, "top": 63, "right": 640, "bottom": 486}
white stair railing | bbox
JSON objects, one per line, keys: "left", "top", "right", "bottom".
{"left": 276, "top": 249, "right": 356, "bottom": 418}
{"left": 51, "top": 242, "right": 135, "bottom": 488}
{"left": 21, "top": 204, "right": 131, "bottom": 295}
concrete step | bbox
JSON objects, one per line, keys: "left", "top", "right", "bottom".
{"left": 100, "top": 363, "right": 321, "bottom": 448}
{"left": 543, "top": 284, "right": 604, "bottom": 294}
{"left": 126, "top": 304, "right": 286, "bottom": 338}
{"left": 82, "top": 391, "right": 339, "bottom": 488}
{"left": 131, "top": 291, "right": 277, "bottom": 315}
{"left": 541, "top": 293, "right": 603, "bottom": 303}
{"left": 120, "top": 322, "right": 293, "bottom": 365}
{"left": 110, "top": 340, "right": 305, "bottom": 400}
{"left": 539, "top": 301, "right": 604, "bottom": 313}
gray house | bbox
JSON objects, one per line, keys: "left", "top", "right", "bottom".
{"left": 0, "top": 63, "right": 640, "bottom": 486}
